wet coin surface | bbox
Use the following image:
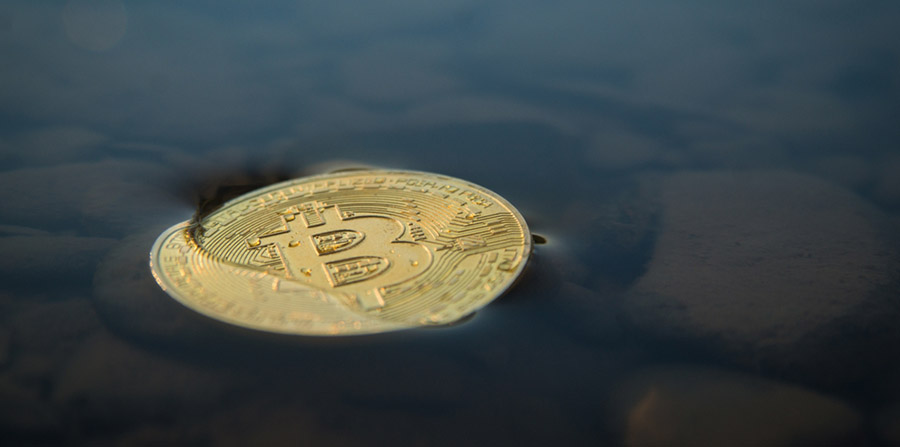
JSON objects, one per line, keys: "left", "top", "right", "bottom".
{"left": 150, "top": 170, "right": 532, "bottom": 335}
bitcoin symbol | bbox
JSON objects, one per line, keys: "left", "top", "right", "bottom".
{"left": 246, "top": 201, "right": 432, "bottom": 310}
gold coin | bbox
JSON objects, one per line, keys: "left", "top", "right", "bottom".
{"left": 150, "top": 170, "right": 532, "bottom": 336}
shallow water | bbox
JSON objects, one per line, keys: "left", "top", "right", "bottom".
{"left": 2, "top": 1, "right": 900, "bottom": 445}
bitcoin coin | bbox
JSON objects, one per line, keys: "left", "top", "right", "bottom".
{"left": 150, "top": 170, "right": 532, "bottom": 336}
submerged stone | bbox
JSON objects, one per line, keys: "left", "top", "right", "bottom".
{"left": 53, "top": 333, "right": 234, "bottom": 428}
{"left": 0, "top": 160, "right": 182, "bottom": 236}
{"left": 877, "top": 403, "right": 900, "bottom": 445}
{"left": 0, "top": 235, "right": 117, "bottom": 286}
{"left": 0, "top": 327, "right": 9, "bottom": 367}
{"left": 609, "top": 365, "right": 863, "bottom": 446}
{"left": 201, "top": 400, "right": 352, "bottom": 447}
{"left": 3, "top": 298, "right": 102, "bottom": 396}
{"left": 11, "top": 298, "right": 101, "bottom": 352}
{"left": 92, "top": 228, "right": 217, "bottom": 343}
{"left": 624, "top": 171, "right": 900, "bottom": 386}
{"left": 0, "top": 375, "right": 62, "bottom": 440}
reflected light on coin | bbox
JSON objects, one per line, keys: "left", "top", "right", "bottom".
{"left": 151, "top": 170, "right": 532, "bottom": 336}
{"left": 62, "top": 0, "right": 127, "bottom": 52}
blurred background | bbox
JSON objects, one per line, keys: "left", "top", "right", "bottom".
{"left": 1, "top": 0, "right": 899, "bottom": 445}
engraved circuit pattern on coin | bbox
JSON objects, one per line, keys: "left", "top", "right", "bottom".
{"left": 151, "top": 170, "right": 532, "bottom": 336}
{"left": 151, "top": 222, "right": 414, "bottom": 335}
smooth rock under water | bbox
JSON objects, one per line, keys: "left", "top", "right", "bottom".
{"left": 92, "top": 228, "right": 219, "bottom": 344}
{"left": 53, "top": 332, "right": 237, "bottom": 429}
{"left": 0, "top": 160, "right": 182, "bottom": 237}
{"left": 0, "top": 235, "right": 117, "bottom": 286}
{"left": 624, "top": 171, "right": 900, "bottom": 386}
{"left": 609, "top": 365, "right": 863, "bottom": 447}
{"left": 10, "top": 298, "right": 101, "bottom": 354}
{"left": 0, "top": 375, "right": 62, "bottom": 442}
{"left": 877, "top": 403, "right": 900, "bottom": 445}
{"left": 4, "top": 298, "right": 102, "bottom": 399}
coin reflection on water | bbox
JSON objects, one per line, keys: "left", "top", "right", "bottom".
{"left": 150, "top": 170, "right": 532, "bottom": 336}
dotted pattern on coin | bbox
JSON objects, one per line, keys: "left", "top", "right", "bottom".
{"left": 151, "top": 170, "right": 531, "bottom": 336}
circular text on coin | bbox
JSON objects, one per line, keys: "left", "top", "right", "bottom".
{"left": 150, "top": 170, "right": 532, "bottom": 336}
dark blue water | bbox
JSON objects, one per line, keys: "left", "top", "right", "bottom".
{"left": 2, "top": 1, "right": 900, "bottom": 445}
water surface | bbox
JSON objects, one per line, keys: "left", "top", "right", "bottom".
{"left": 1, "top": 1, "right": 899, "bottom": 445}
